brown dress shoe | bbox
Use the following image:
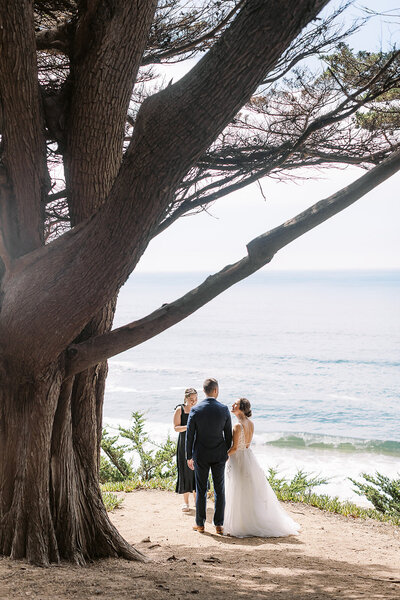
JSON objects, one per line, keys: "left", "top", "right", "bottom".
{"left": 215, "top": 526, "right": 223, "bottom": 535}
{"left": 193, "top": 525, "right": 205, "bottom": 533}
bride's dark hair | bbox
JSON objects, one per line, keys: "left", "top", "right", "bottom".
{"left": 239, "top": 397, "right": 252, "bottom": 418}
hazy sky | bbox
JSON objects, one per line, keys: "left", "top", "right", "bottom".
{"left": 137, "top": 1, "right": 400, "bottom": 273}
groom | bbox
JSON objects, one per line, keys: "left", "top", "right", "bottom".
{"left": 186, "top": 377, "right": 232, "bottom": 534}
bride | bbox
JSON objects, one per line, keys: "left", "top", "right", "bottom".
{"left": 224, "top": 398, "right": 300, "bottom": 538}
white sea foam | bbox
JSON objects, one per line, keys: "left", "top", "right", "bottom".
{"left": 328, "top": 393, "right": 361, "bottom": 402}
{"left": 106, "top": 385, "right": 140, "bottom": 393}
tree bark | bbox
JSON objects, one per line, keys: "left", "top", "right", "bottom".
{"left": 0, "top": 365, "right": 61, "bottom": 565}
{"left": 65, "top": 297, "right": 117, "bottom": 524}
{"left": 59, "top": 2, "right": 158, "bottom": 496}
{"left": 0, "top": 359, "right": 144, "bottom": 566}
{"left": 50, "top": 376, "right": 144, "bottom": 564}
{"left": 14, "top": 3, "right": 159, "bottom": 566}
{"left": 64, "top": 0, "right": 158, "bottom": 221}
{"left": 0, "top": 1, "right": 48, "bottom": 258}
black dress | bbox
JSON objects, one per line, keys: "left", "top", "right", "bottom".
{"left": 175, "top": 405, "right": 196, "bottom": 494}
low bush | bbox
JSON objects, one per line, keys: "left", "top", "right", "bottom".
{"left": 350, "top": 472, "right": 400, "bottom": 519}
{"left": 101, "top": 411, "right": 177, "bottom": 483}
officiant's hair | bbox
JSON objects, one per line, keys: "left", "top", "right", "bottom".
{"left": 203, "top": 378, "right": 218, "bottom": 395}
{"left": 239, "top": 398, "right": 252, "bottom": 418}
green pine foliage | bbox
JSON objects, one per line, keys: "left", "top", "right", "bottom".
{"left": 100, "top": 430, "right": 133, "bottom": 482}
{"left": 101, "top": 411, "right": 177, "bottom": 483}
{"left": 322, "top": 44, "right": 400, "bottom": 133}
{"left": 350, "top": 472, "right": 400, "bottom": 518}
{"left": 267, "top": 467, "right": 328, "bottom": 495}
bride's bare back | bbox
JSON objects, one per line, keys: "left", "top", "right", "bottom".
{"left": 229, "top": 419, "right": 254, "bottom": 455}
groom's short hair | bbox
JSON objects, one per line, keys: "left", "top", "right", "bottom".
{"left": 203, "top": 378, "right": 218, "bottom": 395}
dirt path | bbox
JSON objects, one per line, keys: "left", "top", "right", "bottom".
{"left": 1, "top": 489, "right": 399, "bottom": 599}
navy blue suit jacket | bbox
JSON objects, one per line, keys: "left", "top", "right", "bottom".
{"left": 186, "top": 398, "right": 232, "bottom": 463}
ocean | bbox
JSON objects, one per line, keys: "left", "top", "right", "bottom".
{"left": 103, "top": 270, "right": 400, "bottom": 507}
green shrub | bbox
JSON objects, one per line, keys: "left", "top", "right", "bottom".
{"left": 101, "top": 476, "right": 176, "bottom": 493}
{"left": 267, "top": 467, "right": 400, "bottom": 525}
{"left": 101, "top": 411, "right": 177, "bottom": 483}
{"left": 102, "top": 491, "right": 124, "bottom": 512}
{"left": 118, "top": 411, "right": 177, "bottom": 480}
{"left": 267, "top": 467, "right": 328, "bottom": 495}
{"left": 100, "top": 430, "right": 134, "bottom": 482}
{"left": 99, "top": 454, "right": 129, "bottom": 484}
{"left": 350, "top": 472, "right": 400, "bottom": 518}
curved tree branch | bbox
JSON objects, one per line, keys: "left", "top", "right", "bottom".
{"left": 66, "top": 147, "right": 400, "bottom": 376}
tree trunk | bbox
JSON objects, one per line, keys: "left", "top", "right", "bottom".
{"left": 0, "top": 366, "right": 61, "bottom": 565}
{"left": 0, "top": 360, "right": 144, "bottom": 566}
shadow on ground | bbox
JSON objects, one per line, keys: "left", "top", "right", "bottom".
{"left": 1, "top": 538, "right": 399, "bottom": 599}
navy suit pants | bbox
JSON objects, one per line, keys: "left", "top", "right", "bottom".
{"left": 194, "top": 458, "right": 226, "bottom": 527}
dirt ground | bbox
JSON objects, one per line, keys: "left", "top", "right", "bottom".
{"left": 1, "top": 489, "right": 399, "bottom": 599}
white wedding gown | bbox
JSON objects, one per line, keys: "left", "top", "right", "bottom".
{"left": 224, "top": 424, "right": 300, "bottom": 538}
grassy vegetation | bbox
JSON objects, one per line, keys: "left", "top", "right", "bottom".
{"left": 267, "top": 467, "right": 400, "bottom": 526}
{"left": 274, "top": 488, "right": 400, "bottom": 525}
{"left": 102, "top": 491, "right": 124, "bottom": 512}
{"left": 100, "top": 470, "right": 400, "bottom": 525}
{"left": 101, "top": 476, "right": 176, "bottom": 493}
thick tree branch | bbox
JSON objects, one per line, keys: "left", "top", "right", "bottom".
{"left": 0, "top": 1, "right": 49, "bottom": 257}
{"left": 64, "top": 0, "right": 158, "bottom": 223}
{"left": 66, "top": 148, "right": 400, "bottom": 376}
{"left": 65, "top": 257, "right": 258, "bottom": 377}
{"left": 124, "top": 1, "right": 331, "bottom": 182}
